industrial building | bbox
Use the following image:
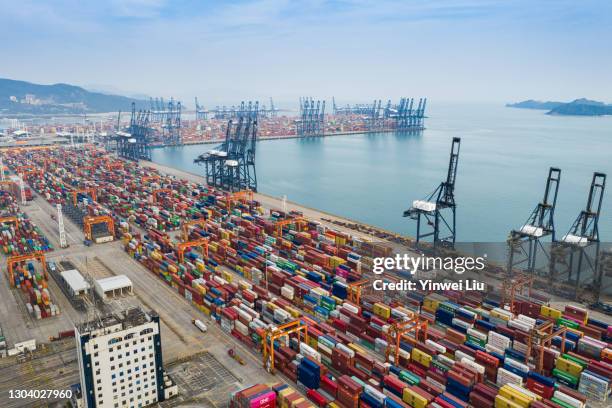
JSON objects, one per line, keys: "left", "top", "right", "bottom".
{"left": 75, "top": 307, "right": 177, "bottom": 408}
{"left": 94, "top": 275, "right": 134, "bottom": 300}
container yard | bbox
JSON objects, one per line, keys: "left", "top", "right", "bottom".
{"left": 0, "top": 144, "right": 607, "bottom": 408}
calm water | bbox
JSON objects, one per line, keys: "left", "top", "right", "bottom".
{"left": 152, "top": 102, "right": 612, "bottom": 243}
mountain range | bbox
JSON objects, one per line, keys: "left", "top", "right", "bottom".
{"left": 0, "top": 78, "right": 147, "bottom": 115}
{"left": 507, "top": 98, "right": 612, "bottom": 116}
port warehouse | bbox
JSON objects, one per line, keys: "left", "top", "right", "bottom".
{"left": 0, "top": 145, "right": 610, "bottom": 408}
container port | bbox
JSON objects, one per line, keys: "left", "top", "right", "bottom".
{"left": 0, "top": 143, "right": 607, "bottom": 408}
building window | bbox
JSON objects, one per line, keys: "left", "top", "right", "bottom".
{"left": 110, "top": 357, "right": 114, "bottom": 361}
{"left": 94, "top": 352, "right": 99, "bottom": 357}
{"left": 94, "top": 344, "right": 99, "bottom": 349}
{"left": 95, "top": 361, "right": 100, "bottom": 367}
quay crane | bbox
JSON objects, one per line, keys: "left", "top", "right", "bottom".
{"left": 507, "top": 167, "right": 561, "bottom": 277}
{"left": 550, "top": 172, "right": 606, "bottom": 300}
{"left": 404, "top": 137, "right": 461, "bottom": 249}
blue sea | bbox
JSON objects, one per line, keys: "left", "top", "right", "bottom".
{"left": 152, "top": 102, "right": 612, "bottom": 244}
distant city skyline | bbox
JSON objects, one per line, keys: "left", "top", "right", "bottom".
{"left": 2, "top": 0, "right": 611, "bottom": 105}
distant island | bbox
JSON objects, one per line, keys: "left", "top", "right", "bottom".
{"left": 507, "top": 98, "right": 612, "bottom": 116}
{"left": 0, "top": 78, "right": 147, "bottom": 115}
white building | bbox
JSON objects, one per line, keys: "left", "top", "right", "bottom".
{"left": 94, "top": 275, "right": 133, "bottom": 300}
{"left": 75, "top": 308, "right": 177, "bottom": 408}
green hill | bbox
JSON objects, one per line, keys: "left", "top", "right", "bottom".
{"left": 507, "top": 98, "right": 612, "bottom": 116}
{"left": 0, "top": 78, "right": 147, "bottom": 114}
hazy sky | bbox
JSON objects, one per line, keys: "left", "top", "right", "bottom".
{"left": 2, "top": 0, "right": 611, "bottom": 106}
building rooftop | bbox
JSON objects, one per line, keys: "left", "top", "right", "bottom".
{"left": 61, "top": 269, "right": 90, "bottom": 293}
{"left": 77, "top": 307, "right": 158, "bottom": 335}
{"left": 96, "top": 275, "right": 132, "bottom": 292}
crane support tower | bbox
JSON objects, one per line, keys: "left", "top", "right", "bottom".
{"left": 507, "top": 167, "right": 561, "bottom": 277}
{"left": 194, "top": 115, "right": 258, "bottom": 192}
{"left": 115, "top": 103, "right": 152, "bottom": 161}
{"left": 162, "top": 98, "right": 182, "bottom": 146}
{"left": 385, "top": 97, "right": 427, "bottom": 131}
{"left": 296, "top": 97, "right": 325, "bottom": 137}
{"left": 210, "top": 101, "right": 261, "bottom": 120}
{"left": 404, "top": 137, "right": 461, "bottom": 249}
{"left": 550, "top": 172, "right": 606, "bottom": 300}
{"left": 195, "top": 97, "right": 208, "bottom": 120}
{"left": 57, "top": 204, "right": 68, "bottom": 248}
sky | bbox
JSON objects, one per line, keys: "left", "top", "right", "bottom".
{"left": 1, "top": 0, "right": 611, "bottom": 106}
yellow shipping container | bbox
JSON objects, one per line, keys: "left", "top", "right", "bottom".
{"left": 285, "top": 306, "right": 301, "bottom": 318}
{"left": 402, "top": 388, "right": 428, "bottom": 408}
{"left": 197, "top": 304, "right": 210, "bottom": 315}
{"left": 222, "top": 270, "right": 233, "bottom": 282}
{"left": 491, "top": 310, "right": 511, "bottom": 321}
{"left": 348, "top": 343, "right": 366, "bottom": 355}
{"left": 495, "top": 395, "right": 522, "bottom": 408}
{"left": 411, "top": 348, "right": 432, "bottom": 368}
{"left": 373, "top": 302, "right": 391, "bottom": 319}
{"left": 540, "top": 305, "right": 562, "bottom": 320}
{"left": 555, "top": 357, "right": 583, "bottom": 377}
{"left": 499, "top": 385, "right": 533, "bottom": 408}
{"left": 423, "top": 298, "right": 440, "bottom": 311}
{"left": 307, "top": 336, "right": 318, "bottom": 349}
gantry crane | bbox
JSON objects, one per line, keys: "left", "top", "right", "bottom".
{"left": 152, "top": 188, "right": 173, "bottom": 203}
{"left": 71, "top": 188, "right": 97, "bottom": 206}
{"left": 404, "top": 137, "right": 461, "bottom": 249}
{"left": 507, "top": 168, "right": 561, "bottom": 277}
{"left": 0, "top": 216, "right": 19, "bottom": 227}
{"left": 550, "top": 172, "right": 606, "bottom": 299}
{"left": 525, "top": 320, "right": 567, "bottom": 373}
{"left": 501, "top": 273, "right": 534, "bottom": 315}
{"left": 141, "top": 175, "right": 160, "bottom": 184}
{"left": 274, "top": 217, "right": 307, "bottom": 237}
{"left": 176, "top": 238, "right": 209, "bottom": 264}
{"left": 83, "top": 215, "right": 115, "bottom": 241}
{"left": 225, "top": 190, "right": 254, "bottom": 210}
{"left": 385, "top": 315, "right": 429, "bottom": 364}
{"left": 347, "top": 279, "right": 369, "bottom": 305}
{"left": 7, "top": 252, "right": 47, "bottom": 287}
{"left": 262, "top": 320, "right": 309, "bottom": 373}
{"left": 181, "top": 218, "right": 208, "bottom": 241}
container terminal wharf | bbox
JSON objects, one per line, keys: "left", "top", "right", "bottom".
{"left": 0, "top": 146, "right": 610, "bottom": 408}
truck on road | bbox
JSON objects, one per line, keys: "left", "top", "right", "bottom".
{"left": 192, "top": 319, "right": 207, "bottom": 333}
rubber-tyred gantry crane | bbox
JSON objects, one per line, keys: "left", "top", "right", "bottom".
{"left": 7, "top": 252, "right": 47, "bottom": 287}
{"left": 262, "top": 320, "right": 308, "bottom": 373}
{"left": 83, "top": 215, "right": 115, "bottom": 241}
{"left": 0, "top": 216, "right": 19, "bottom": 227}
{"left": 181, "top": 218, "right": 208, "bottom": 241}
{"left": 347, "top": 279, "right": 369, "bottom": 305}
{"left": 274, "top": 216, "right": 307, "bottom": 237}
{"left": 385, "top": 315, "right": 429, "bottom": 364}
{"left": 176, "top": 238, "right": 209, "bottom": 264}
{"left": 525, "top": 320, "right": 567, "bottom": 373}
{"left": 224, "top": 190, "right": 254, "bottom": 210}
{"left": 404, "top": 137, "right": 461, "bottom": 249}
{"left": 507, "top": 167, "right": 561, "bottom": 277}
{"left": 72, "top": 188, "right": 97, "bottom": 205}
{"left": 152, "top": 188, "right": 172, "bottom": 203}
{"left": 501, "top": 273, "right": 534, "bottom": 315}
